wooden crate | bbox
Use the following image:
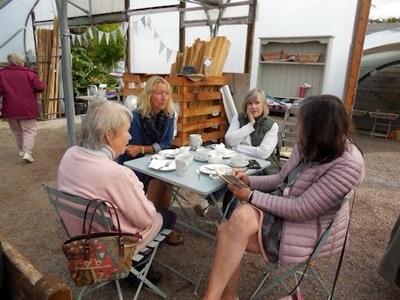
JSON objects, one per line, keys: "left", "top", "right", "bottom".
{"left": 122, "top": 73, "right": 144, "bottom": 97}
{"left": 166, "top": 75, "right": 228, "bottom": 147}
{"left": 122, "top": 73, "right": 163, "bottom": 97}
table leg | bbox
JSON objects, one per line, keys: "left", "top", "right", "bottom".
{"left": 165, "top": 184, "right": 218, "bottom": 239}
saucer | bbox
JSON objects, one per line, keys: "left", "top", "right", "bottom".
{"left": 159, "top": 149, "right": 179, "bottom": 158}
{"left": 228, "top": 160, "right": 249, "bottom": 168}
{"left": 193, "top": 155, "right": 208, "bottom": 162}
{"left": 199, "top": 164, "right": 232, "bottom": 175}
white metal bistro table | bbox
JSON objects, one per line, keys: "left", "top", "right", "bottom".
{"left": 124, "top": 154, "right": 270, "bottom": 239}
{"left": 124, "top": 154, "right": 270, "bottom": 292}
{"left": 75, "top": 95, "right": 106, "bottom": 110}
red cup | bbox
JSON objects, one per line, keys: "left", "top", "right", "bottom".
{"left": 299, "top": 86, "right": 307, "bottom": 98}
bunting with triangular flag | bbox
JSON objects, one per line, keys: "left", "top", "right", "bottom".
{"left": 68, "top": 18, "right": 178, "bottom": 63}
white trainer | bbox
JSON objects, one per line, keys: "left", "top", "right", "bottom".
{"left": 18, "top": 151, "right": 24, "bottom": 156}
{"left": 23, "top": 153, "right": 34, "bottom": 163}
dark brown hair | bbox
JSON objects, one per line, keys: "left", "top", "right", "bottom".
{"left": 298, "top": 94, "right": 361, "bottom": 163}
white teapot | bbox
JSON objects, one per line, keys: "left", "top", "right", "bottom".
{"left": 207, "top": 151, "right": 223, "bottom": 164}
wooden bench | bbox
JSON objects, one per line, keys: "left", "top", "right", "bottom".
{"left": 0, "top": 231, "right": 72, "bottom": 300}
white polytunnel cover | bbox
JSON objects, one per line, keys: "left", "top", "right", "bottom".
{"left": 0, "top": 0, "right": 38, "bottom": 62}
{"left": 360, "top": 26, "right": 400, "bottom": 80}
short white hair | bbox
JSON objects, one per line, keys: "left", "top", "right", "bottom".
{"left": 7, "top": 52, "right": 25, "bottom": 66}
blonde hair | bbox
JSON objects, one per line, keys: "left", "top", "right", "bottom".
{"left": 7, "top": 52, "right": 26, "bottom": 66}
{"left": 136, "top": 76, "right": 175, "bottom": 118}
{"left": 241, "top": 88, "right": 269, "bottom": 119}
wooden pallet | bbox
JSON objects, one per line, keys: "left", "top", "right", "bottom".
{"left": 122, "top": 73, "right": 168, "bottom": 97}
{"left": 166, "top": 75, "right": 228, "bottom": 147}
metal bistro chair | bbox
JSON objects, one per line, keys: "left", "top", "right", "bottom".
{"left": 87, "top": 85, "right": 98, "bottom": 96}
{"left": 42, "top": 183, "right": 170, "bottom": 300}
{"left": 250, "top": 189, "right": 354, "bottom": 300}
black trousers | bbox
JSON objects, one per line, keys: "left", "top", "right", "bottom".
{"left": 156, "top": 208, "right": 177, "bottom": 230}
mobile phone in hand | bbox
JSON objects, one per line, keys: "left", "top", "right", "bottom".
{"left": 248, "top": 159, "right": 261, "bottom": 169}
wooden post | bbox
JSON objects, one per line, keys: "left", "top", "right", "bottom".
{"left": 0, "top": 231, "right": 72, "bottom": 300}
{"left": 343, "top": 0, "right": 372, "bottom": 114}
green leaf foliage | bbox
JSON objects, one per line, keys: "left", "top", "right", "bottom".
{"left": 70, "top": 23, "right": 124, "bottom": 96}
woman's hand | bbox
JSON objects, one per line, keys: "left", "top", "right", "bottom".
{"left": 232, "top": 168, "right": 250, "bottom": 186}
{"left": 246, "top": 107, "right": 255, "bottom": 126}
{"left": 125, "top": 145, "right": 142, "bottom": 157}
{"left": 228, "top": 184, "right": 252, "bottom": 202}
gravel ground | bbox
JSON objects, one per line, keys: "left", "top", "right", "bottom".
{"left": 1, "top": 117, "right": 400, "bottom": 300}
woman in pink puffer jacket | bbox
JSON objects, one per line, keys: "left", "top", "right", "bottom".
{"left": 203, "top": 94, "right": 365, "bottom": 300}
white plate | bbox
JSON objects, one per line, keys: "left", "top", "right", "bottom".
{"left": 228, "top": 160, "right": 249, "bottom": 168}
{"left": 199, "top": 164, "right": 232, "bottom": 175}
{"left": 193, "top": 155, "right": 208, "bottom": 162}
{"left": 158, "top": 149, "right": 179, "bottom": 158}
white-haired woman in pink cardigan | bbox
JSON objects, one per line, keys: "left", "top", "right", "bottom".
{"left": 203, "top": 94, "right": 365, "bottom": 300}
{"left": 58, "top": 100, "right": 177, "bottom": 284}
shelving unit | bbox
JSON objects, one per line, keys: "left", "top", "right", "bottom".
{"left": 257, "top": 36, "right": 333, "bottom": 99}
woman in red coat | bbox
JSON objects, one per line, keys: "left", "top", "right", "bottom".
{"left": 0, "top": 52, "right": 45, "bottom": 163}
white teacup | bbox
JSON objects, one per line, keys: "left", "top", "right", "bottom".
{"left": 190, "top": 134, "right": 203, "bottom": 149}
{"left": 178, "top": 146, "right": 191, "bottom": 155}
{"left": 230, "top": 153, "right": 248, "bottom": 166}
{"left": 175, "top": 154, "right": 193, "bottom": 176}
{"left": 208, "top": 151, "right": 223, "bottom": 164}
{"left": 195, "top": 148, "right": 211, "bottom": 161}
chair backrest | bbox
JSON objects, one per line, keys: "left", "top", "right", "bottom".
{"left": 275, "top": 131, "right": 284, "bottom": 160}
{"left": 309, "top": 189, "right": 354, "bottom": 261}
{"left": 42, "top": 183, "right": 113, "bottom": 237}
{"left": 87, "top": 85, "right": 98, "bottom": 96}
